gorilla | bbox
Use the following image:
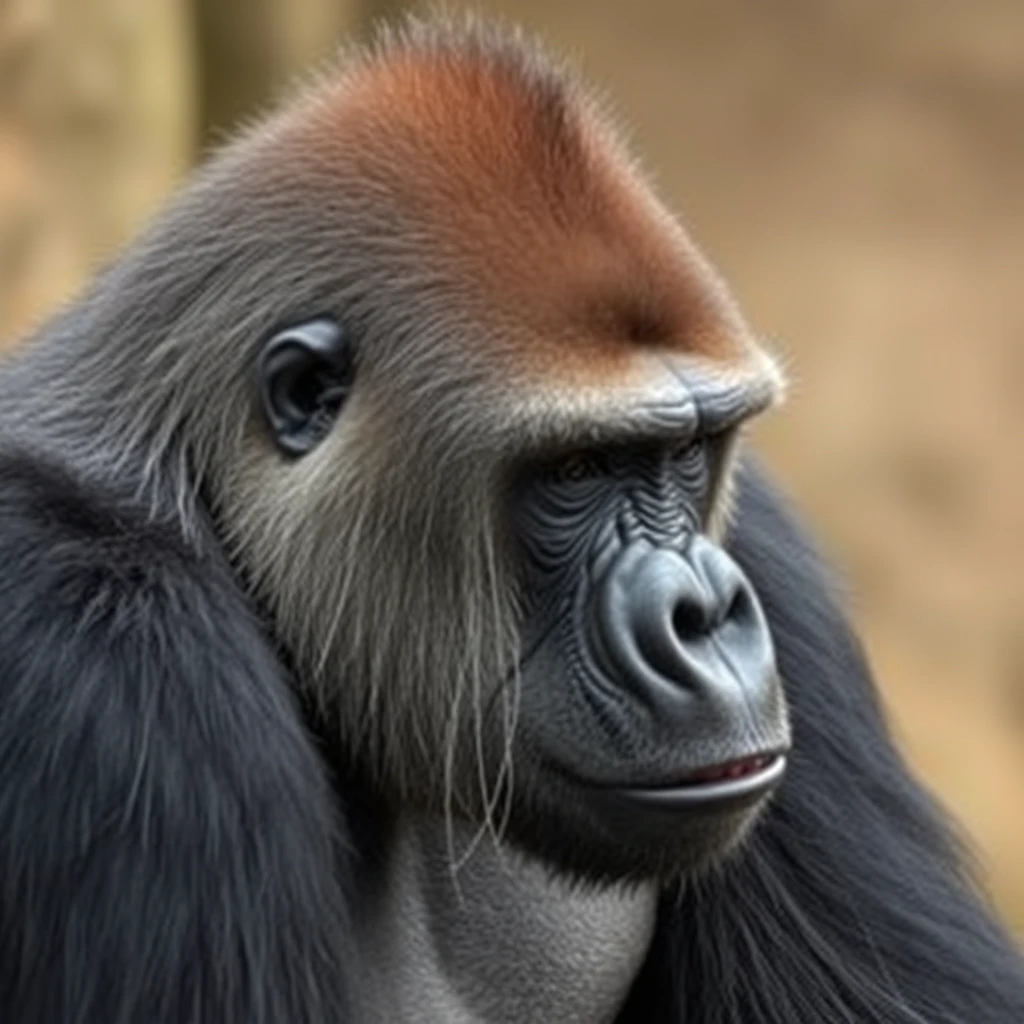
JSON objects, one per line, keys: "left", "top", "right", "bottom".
{"left": 0, "top": 15, "right": 1022, "bottom": 1024}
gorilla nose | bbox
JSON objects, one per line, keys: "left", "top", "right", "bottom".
{"left": 591, "top": 535, "right": 779, "bottom": 719}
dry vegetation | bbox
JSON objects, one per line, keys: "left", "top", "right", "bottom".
{"left": 2, "top": 0, "right": 1022, "bottom": 932}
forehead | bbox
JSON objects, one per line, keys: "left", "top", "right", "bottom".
{"left": 297, "top": 31, "right": 759, "bottom": 381}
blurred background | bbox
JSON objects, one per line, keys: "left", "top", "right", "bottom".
{"left": 2, "top": 0, "right": 1022, "bottom": 932}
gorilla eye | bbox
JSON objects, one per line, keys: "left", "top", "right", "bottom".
{"left": 669, "top": 438, "right": 704, "bottom": 464}
{"left": 260, "top": 318, "right": 354, "bottom": 457}
{"left": 544, "top": 451, "right": 607, "bottom": 486}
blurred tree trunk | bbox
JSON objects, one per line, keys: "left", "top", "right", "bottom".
{"left": 0, "top": 0, "right": 195, "bottom": 348}
{"left": 0, "top": 0, "right": 417, "bottom": 347}
{"left": 193, "top": 0, "right": 367, "bottom": 149}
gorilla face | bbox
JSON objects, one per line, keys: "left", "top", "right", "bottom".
{"left": 258, "top": 315, "right": 789, "bottom": 885}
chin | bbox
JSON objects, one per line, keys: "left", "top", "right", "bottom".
{"left": 498, "top": 747, "right": 783, "bottom": 887}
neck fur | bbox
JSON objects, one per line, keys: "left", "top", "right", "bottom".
{"left": 351, "top": 812, "right": 658, "bottom": 1024}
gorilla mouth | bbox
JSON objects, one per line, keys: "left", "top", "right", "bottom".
{"left": 613, "top": 752, "right": 787, "bottom": 812}
{"left": 684, "top": 753, "right": 780, "bottom": 783}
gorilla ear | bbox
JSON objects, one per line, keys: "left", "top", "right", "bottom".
{"left": 260, "top": 318, "right": 353, "bottom": 456}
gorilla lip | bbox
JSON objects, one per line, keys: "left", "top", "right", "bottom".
{"left": 611, "top": 752, "right": 787, "bottom": 811}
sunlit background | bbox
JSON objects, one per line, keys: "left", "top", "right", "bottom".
{"left": 2, "top": 0, "right": 1022, "bottom": 934}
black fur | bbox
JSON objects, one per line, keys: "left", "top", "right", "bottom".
{"left": 0, "top": 449, "right": 353, "bottom": 1023}
{"left": 619, "top": 460, "right": 1024, "bottom": 1022}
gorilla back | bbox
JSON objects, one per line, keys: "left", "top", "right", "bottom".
{"left": 1, "top": 13, "right": 1022, "bottom": 1024}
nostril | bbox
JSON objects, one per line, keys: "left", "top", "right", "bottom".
{"left": 724, "top": 583, "right": 754, "bottom": 629}
{"left": 671, "top": 580, "right": 754, "bottom": 641}
{"left": 671, "top": 598, "right": 708, "bottom": 640}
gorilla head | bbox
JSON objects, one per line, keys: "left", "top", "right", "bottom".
{"left": 183, "top": 21, "right": 792, "bottom": 884}
{"left": 0, "top": 17, "right": 786, "bottom": 889}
